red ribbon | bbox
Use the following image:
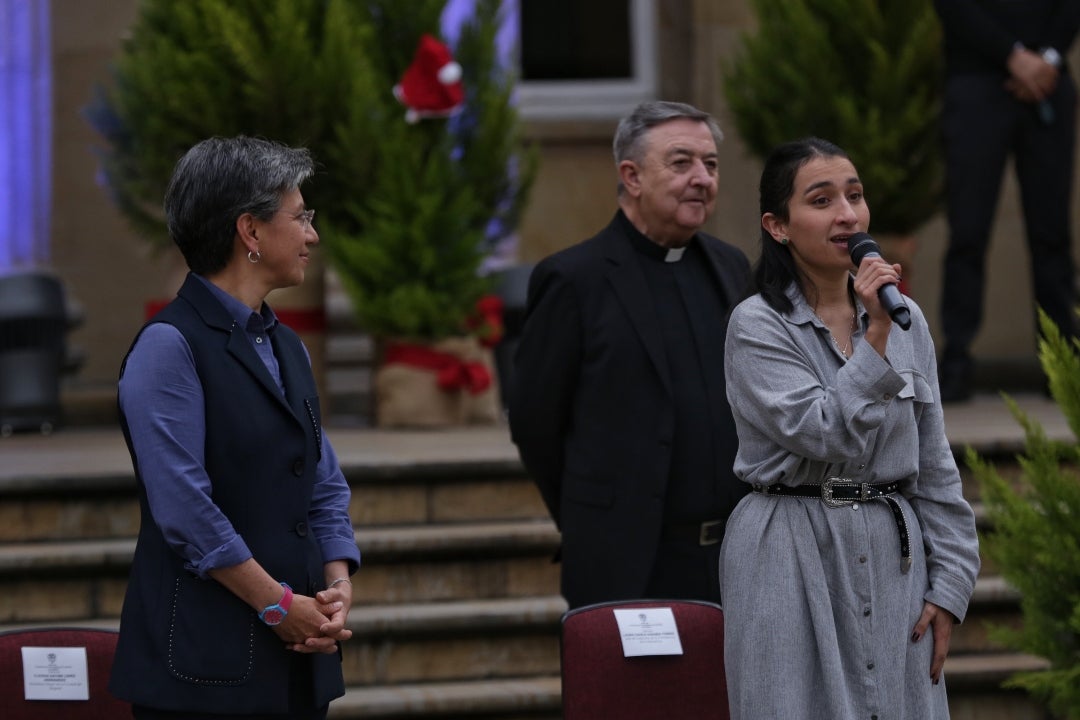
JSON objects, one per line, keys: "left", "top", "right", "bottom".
{"left": 383, "top": 341, "right": 492, "bottom": 395}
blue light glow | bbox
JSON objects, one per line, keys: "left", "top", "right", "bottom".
{"left": 0, "top": 0, "right": 52, "bottom": 272}
{"left": 441, "top": 0, "right": 517, "bottom": 67}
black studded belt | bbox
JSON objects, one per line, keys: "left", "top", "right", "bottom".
{"left": 753, "top": 478, "right": 912, "bottom": 574}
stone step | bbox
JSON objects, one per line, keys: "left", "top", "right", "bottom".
{"left": 343, "top": 596, "right": 565, "bottom": 687}
{"left": 349, "top": 474, "right": 548, "bottom": 529}
{"left": 952, "top": 575, "right": 1022, "bottom": 655}
{"left": 329, "top": 677, "right": 561, "bottom": 720}
{"left": 0, "top": 448, "right": 1012, "bottom": 546}
{"left": 352, "top": 521, "right": 560, "bottom": 605}
{"left": 0, "top": 518, "right": 561, "bottom": 623}
{"left": 945, "top": 653, "right": 1053, "bottom": 720}
{"left": 0, "top": 522, "right": 1020, "bottom": 661}
{"left": 0, "top": 459, "right": 549, "bottom": 543}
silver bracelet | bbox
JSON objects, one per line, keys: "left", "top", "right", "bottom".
{"left": 328, "top": 576, "right": 351, "bottom": 589}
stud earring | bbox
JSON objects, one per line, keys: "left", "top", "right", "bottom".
{"left": 780, "top": 237, "right": 790, "bottom": 246}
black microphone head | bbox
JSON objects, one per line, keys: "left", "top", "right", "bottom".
{"left": 847, "top": 232, "right": 880, "bottom": 265}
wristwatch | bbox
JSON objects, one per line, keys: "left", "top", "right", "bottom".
{"left": 258, "top": 583, "right": 293, "bottom": 626}
{"left": 1041, "top": 47, "right": 1063, "bottom": 68}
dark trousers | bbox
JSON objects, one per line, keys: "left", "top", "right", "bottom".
{"left": 644, "top": 536, "right": 723, "bottom": 604}
{"left": 940, "top": 72, "right": 1078, "bottom": 365}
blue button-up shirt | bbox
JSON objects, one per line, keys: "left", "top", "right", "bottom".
{"left": 119, "top": 274, "right": 360, "bottom": 578}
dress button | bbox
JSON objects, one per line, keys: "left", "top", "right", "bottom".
{"left": 292, "top": 459, "right": 304, "bottom": 476}
{"left": 863, "top": 607, "right": 871, "bottom": 617}
{"left": 883, "top": 393, "right": 892, "bottom": 401}
{"left": 255, "top": 336, "right": 263, "bottom": 344}
{"left": 867, "top": 662, "right": 875, "bottom": 670}
{"left": 295, "top": 522, "right": 308, "bottom": 537}
{"left": 852, "top": 503, "right": 860, "bottom": 511}
{"left": 859, "top": 555, "right": 867, "bottom": 563}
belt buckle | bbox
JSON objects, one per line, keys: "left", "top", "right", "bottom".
{"left": 821, "top": 477, "right": 859, "bottom": 508}
{"left": 699, "top": 519, "right": 724, "bottom": 546}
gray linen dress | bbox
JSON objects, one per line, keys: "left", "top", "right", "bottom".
{"left": 719, "top": 285, "right": 981, "bottom": 720}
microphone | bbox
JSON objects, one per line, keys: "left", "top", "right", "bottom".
{"left": 847, "top": 232, "right": 911, "bottom": 331}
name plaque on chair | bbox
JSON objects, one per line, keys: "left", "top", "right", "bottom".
{"left": 613, "top": 607, "right": 684, "bottom": 657}
{"left": 21, "top": 646, "right": 90, "bottom": 700}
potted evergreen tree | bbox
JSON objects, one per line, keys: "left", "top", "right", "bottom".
{"left": 86, "top": 0, "right": 536, "bottom": 428}
{"left": 723, "top": 0, "right": 943, "bottom": 291}
{"left": 317, "top": 0, "right": 537, "bottom": 428}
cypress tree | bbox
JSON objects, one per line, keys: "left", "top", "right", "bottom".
{"left": 319, "top": 0, "right": 537, "bottom": 341}
{"left": 723, "top": 0, "right": 943, "bottom": 235}
{"left": 968, "top": 310, "right": 1080, "bottom": 718}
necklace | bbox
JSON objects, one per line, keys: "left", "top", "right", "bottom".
{"left": 828, "top": 311, "right": 857, "bottom": 359}
{"left": 830, "top": 330, "right": 852, "bottom": 358}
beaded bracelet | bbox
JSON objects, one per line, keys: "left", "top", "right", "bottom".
{"left": 328, "top": 576, "right": 352, "bottom": 589}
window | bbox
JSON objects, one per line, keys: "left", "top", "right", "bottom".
{"left": 442, "top": 0, "right": 657, "bottom": 121}
{"left": 517, "top": 0, "right": 656, "bottom": 120}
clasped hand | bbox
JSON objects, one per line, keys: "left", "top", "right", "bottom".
{"left": 273, "top": 584, "right": 354, "bottom": 654}
{"left": 1005, "top": 47, "right": 1059, "bottom": 103}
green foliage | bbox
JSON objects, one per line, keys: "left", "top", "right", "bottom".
{"left": 320, "top": 120, "right": 492, "bottom": 340}
{"left": 85, "top": 0, "right": 378, "bottom": 248}
{"left": 723, "top": 0, "right": 943, "bottom": 234}
{"left": 319, "top": 0, "right": 537, "bottom": 340}
{"left": 968, "top": 309, "right": 1080, "bottom": 718}
{"left": 450, "top": 0, "right": 539, "bottom": 255}
{"left": 87, "top": 0, "right": 536, "bottom": 341}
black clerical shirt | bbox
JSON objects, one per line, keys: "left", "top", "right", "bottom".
{"left": 625, "top": 227, "right": 739, "bottom": 524}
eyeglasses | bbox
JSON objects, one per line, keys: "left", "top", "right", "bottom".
{"left": 296, "top": 209, "right": 315, "bottom": 228}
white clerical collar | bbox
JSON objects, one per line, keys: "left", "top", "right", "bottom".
{"left": 664, "top": 246, "right": 687, "bottom": 263}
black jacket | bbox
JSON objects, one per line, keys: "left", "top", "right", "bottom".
{"left": 509, "top": 211, "right": 750, "bottom": 608}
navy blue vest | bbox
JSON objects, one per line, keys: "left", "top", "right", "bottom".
{"left": 110, "top": 274, "right": 344, "bottom": 713}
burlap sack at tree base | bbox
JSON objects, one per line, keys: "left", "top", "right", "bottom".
{"left": 374, "top": 335, "right": 500, "bottom": 428}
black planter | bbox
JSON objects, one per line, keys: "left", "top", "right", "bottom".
{"left": 0, "top": 271, "right": 69, "bottom": 435}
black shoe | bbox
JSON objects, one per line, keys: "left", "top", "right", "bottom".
{"left": 939, "top": 358, "right": 974, "bottom": 403}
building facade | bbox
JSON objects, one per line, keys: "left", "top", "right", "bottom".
{"left": 46, "top": 0, "right": 1080, "bottom": 403}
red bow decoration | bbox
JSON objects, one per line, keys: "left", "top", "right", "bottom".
{"left": 467, "top": 294, "right": 504, "bottom": 347}
{"left": 383, "top": 342, "right": 491, "bottom": 395}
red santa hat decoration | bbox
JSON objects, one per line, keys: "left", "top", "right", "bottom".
{"left": 393, "top": 33, "right": 465, "bottom": 123}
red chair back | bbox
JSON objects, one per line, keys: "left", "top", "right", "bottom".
{"left": 560, "top": 599, "right": 729, "bottom": 720}
{"left": 0, "top": 627, "right": 130, "bottom": 719}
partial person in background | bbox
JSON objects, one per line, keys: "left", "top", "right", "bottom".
{"left": 510, "top": 101, "right": 750, "bottom": 609}
{"left": 110, "top": 136, "right": 361, "bottom": 719}
{"left": 935, "top": 0, "right": 1080, "bottom": 401}
{"left": 720, "top": 137, "right": 980, "bottom": 719}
